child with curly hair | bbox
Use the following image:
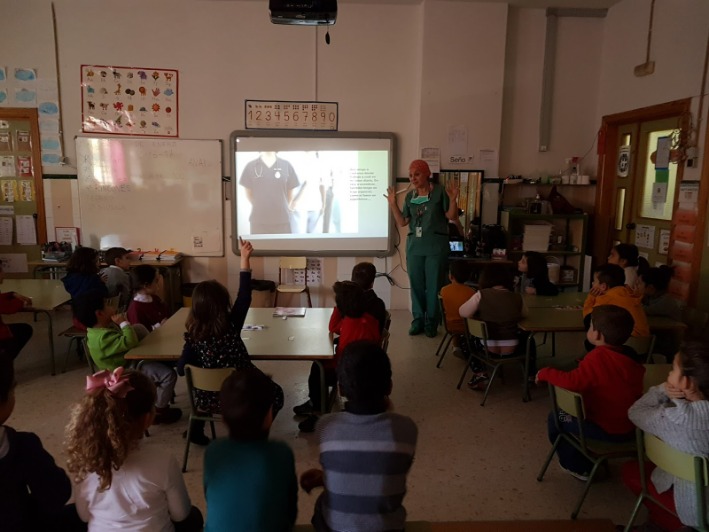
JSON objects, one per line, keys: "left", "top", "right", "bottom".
{"left": 177, "top": 238, "right": 284, "bottom": 446}
{"left": 66, "top": 368, "right": 203, "bottom": 531}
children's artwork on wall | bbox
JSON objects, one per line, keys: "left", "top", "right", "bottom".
{"left": 81, "top": 65, "right": 179, "bottom": 137}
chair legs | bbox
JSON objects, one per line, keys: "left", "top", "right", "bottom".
{"left": 435, "top": 332, "right": 452, "bottom": 368}
{"left": 537, "top": 435, "right": 562, "bottom": 482}
{"left": 182, "top": 415, "right": 193, "bottom": 472}
{"left": 62, "top": 336, "right": 82, "bottom": 373}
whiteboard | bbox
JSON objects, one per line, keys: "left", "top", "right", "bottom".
{"left": 76, "top": 137, "right": 223, "bottom": 256}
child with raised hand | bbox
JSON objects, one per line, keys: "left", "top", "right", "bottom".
{"left": 203, "top": 368, "right": 297, "bottom": 532}
{"left": 300, "top": 340, "right": 418, "bottom": 532}
{"left": 622, "top": 340, "right": 709, "bottom": 530}
{"left": 177, "top": 238, "right": 284, "bottom": 446}
{"left": 295, "top": 280, "right": 381, "bottom": 433}
{"left": 100, "top": 247, "right": 132, "bottom": 311}
{"left": 74, "top": 291, "right": 182, "bottom": 425}
{"left": 64, "top": 247, "right": 108, "bottom": 331}
{"left": 127, "top": 264, "right": 169, "bottom": 331}
{"left": 536, "top": 305, "right": 645, "bottom": 480}
{"left": 66, "top": 368, "right": 203, "bottom": 531}
{"left": 518, "top": 251, "right": 559, "bottom": 296}
{"left": 0, "top": 356, "right": 84, "bottom": 531}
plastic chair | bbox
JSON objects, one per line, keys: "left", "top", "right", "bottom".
{"left": 623, "top": 430, "right": 709, "bottom": 532}
{"left": 82, "top": 337, "right": 97, "bottom": 374}
{"left": 537, "top": 384, "right": 637, "bottom": 519}
{"left": 274, "top": 257, "right": 312, "bottom": 307}
{"left": 642, "top": 363, "right": 671, "bottom": 392}
{"left": 380, "top": 328, "right": 390, "bottom": 353}
{"left": 435, "top": 295, "right": 455, "bottom": 367}
{"left": 182, "top": 365, "right": 235, "bottom": 472}
{"left": 624, "top": 335, "right": 656, "bottom": 363}
{"left": 383, "top": 310, "right": 392, "bottom": 332}
{"left": 59, "top": 326, "right": 87, "bottom": 373}
{"left": 459, "top": 318, "right": 527, "bottom": 406}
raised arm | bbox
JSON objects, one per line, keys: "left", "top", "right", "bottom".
{"left": 230, "top": 238, "right": 253, "bottom": 329}
{"left": 445, "top": 181, "right": 460, "bottom": 221}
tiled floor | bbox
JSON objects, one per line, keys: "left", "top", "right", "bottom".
{"left": 9, "top": 307, "right": 641, "bottom": 526}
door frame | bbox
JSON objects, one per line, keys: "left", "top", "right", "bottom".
{"left": 593, "top": 99, "right": 691, "bottom": 266}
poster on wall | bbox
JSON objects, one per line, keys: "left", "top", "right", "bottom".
{"left": 80, "top": 65, "right": 178, "bottom": 137}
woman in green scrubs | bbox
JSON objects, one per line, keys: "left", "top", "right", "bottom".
{"left": 386, "top": 160, "right": 459, "bottom": 337}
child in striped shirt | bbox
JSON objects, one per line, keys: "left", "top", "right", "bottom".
{"left": 300, "top": 340, "right": 418, "bottom": 532}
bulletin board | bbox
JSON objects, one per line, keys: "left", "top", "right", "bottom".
{"left": 0, "top": 108, "right": 46, "bottom": 275}
{"left": 76, "top": 137, "right": 223, "bottom": 256}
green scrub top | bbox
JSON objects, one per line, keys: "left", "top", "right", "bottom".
{"left": 402, "top": 183, "right": 450, "bottom": 257}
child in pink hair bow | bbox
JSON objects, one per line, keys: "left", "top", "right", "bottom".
{"left": 86, "top": 367, "right": 134, "bottom": 398}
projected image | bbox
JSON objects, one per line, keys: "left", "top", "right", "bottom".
{"left": 232, "top": 131, "right": 395, "bottom": 256}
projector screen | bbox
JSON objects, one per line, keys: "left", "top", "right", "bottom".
{"left": 230, "top": 130, "right": 396, "bottom": 256}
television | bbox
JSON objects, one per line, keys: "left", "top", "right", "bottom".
{"left": 230, "top": 130, "right": 396, "bottom": 256}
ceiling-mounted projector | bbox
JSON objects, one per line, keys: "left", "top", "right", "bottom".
{"left": 269, "top": 0, "right": 337, "bottom": 26}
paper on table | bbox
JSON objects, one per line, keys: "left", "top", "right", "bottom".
{"left": 0, "top": 217, "right": 12, "bottom": 245}
{"left": 16, "top": 215, "right": 37, "bottom": 244}
{"left": 242, "top": 324, "right": 267, "bottom": 330}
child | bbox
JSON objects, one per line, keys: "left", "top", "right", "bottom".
{"left": 177, "top": 238, "right": 284, "bottom": 445}
{"left": 63, "top": 247, "right": 108, "bottom": 331}
{"left": 440, "top": 260, "right": 476, "bottom": 356}
{"left": 608, "top": 243, "right": 648, "bottom": 290}
{"left": 203, "top": 368, "right": 297, "bottom": 532}
{"left": 583, "top": 264, "right": 650, "bottom": 338}
{"left": 127, "top": 265, "right": 169, "bottom": 331}
{"left": 351, "top": 261, "right": 387, "bottom": 332}
{"left": 74, "top": 291, "right": 182, "bottom": 425}
{"left": 0, "top": 356, "right": 84, "bottom": 531}
{"left": 66, "top": 368, "right": 203, "bottom": 531}
{"left": 639, "top": 265, "right": 681, "bottom": 322}
{"left": 459, "top": 264, "right": 528, "bottom": 389}
{"left": 300, "top": 341, "right": 418, "bottom": 531}
{"left": 518, "top": 251, "right": 559, "bottom": 296}
{"left": 536, "top": 305, "right": 645, "bottom": 480}
{"left": 0, "top": 263, "right": 33, "bottom": 361}
{"left": 623, "top": 340, "right": 709, "bottom": 531}
{"left": 100, "top": 247, "right": 132, "bottom": 311}
{"left": 295, "top": 281, "right": 380, "bottom": 433}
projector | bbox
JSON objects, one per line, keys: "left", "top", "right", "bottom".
{"left": 269, "top": 0, "right": 337, "bottom": 26}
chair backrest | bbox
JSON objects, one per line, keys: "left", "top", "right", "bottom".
{"left": 642, "top": 364, "right": 671, "bottom": 392}
{"left": 624, "top": 335, "right": 656, "bottom": 362}
{"left": 643, "top": 432, "right": 709, "bottom": 486}
{"left": 552, "top": 385, "right": 586, "bottom": 421}
{"left": 279, "top": 257, "right": 307, "bottom": 285}
{"left": 464, "top": 318, "right": 488, "bottom": 342}
{"left": 82, "top": 337, "right": 97, "bottom": 374}
{"left": 380, "top": 328, "right": 390, "bottom": 353}
{"left": 184, "top": 365, "right": 235, "bottom": 415}
{"left": 383, "top": 310, "right": 392, "bottom": 331}
{"left": 438, "top": 295, "right": 451, "bottom": 334}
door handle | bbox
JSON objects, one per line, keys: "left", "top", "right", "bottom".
{"left": 626, "top": 222, "right": 636, "bottom": 230}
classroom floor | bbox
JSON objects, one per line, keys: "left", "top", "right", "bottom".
{"left": 10, "top": 307, "right": 643, "bottom": 527}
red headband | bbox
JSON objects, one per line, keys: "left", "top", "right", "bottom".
{"left": 409, "top": 159, "right": 431, "bottom": 178}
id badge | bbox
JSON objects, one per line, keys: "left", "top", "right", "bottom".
{"left": 415, "top": 227, "right": 423, "bottom": 238}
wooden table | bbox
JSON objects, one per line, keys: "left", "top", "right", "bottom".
{"left": 1, "top": 279, "right": 71, "bottom": 375}
{"left": 524, "top": 292, "right": 586, "bottom": 308}
{"left": 126, "top": 307, "right": 335, "bottom": 411}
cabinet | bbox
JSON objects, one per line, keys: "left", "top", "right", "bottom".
{"left": 500, "top": 211, "right": 588, "bottom": 291}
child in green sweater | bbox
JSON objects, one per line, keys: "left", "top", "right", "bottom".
{"left": 73, "top": 291, "right": 181, "bottom": 425}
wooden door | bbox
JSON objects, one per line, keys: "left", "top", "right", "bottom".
{"left": 0, "top": 109, "right": 47, "bottom": 277}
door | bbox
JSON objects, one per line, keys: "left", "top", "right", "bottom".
{"left": 611, "top": 117, "right": 681, "bottom": 266}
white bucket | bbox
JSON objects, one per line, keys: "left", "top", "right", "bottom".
{"left": 546, "top": 256, "right": 560, "bottom": 284}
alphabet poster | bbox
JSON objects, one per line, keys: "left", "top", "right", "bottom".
{"left": 80, "top": 65, "right": 178, "bottom": 137}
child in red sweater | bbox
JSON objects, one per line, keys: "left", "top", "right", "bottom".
{"left": 536, "top": 304, "right": 645, "bottom": 480}
{"left": 127, "top": 265, "right": 169, "bottom": 331}
{"left": 295, "top": 281, "right": 380, "bottom": 433}
{"left": 0, "top": 264, "right": 33, "bottom": 361}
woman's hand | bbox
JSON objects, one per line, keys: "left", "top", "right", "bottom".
{"left": 446, "top": 180, "right": 460, "bottom": 201}
{"left": 300, "top": 468, "right": 324, "bottom": 493}
{"left": 385, "top": 186, "right": 397, "bottom": 206}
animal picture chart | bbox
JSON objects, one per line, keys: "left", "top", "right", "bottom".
{"left": 80, "top": 65, "right": 178, "bottom": 137}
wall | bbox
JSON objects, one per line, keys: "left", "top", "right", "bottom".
{"left": 598, "top": 0, "right": 709, "bottom": 310}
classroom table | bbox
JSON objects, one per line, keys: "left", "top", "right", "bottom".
{"left": 125, "top": 307, "right": 336, "bottom": 411}
{"left": 28, "top": 258, "right": 184, "bottom": 313}
{"left": 0, "top": 279, "right": 71, "bottom": 375}
{"left": 523, "top": 291, "right": 586, "bottom": 308}
{"left": 518, "top": 308, "right": 586, "bottom": 401}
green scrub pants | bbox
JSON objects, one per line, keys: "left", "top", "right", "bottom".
{"left": 407, "top": 252, "right": 448, "bottom": 326}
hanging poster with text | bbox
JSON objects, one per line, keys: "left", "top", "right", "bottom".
{"left": 634, "top": 224, "right": 655, "bottom": 249}
{"left": 81, "top": 65, "right": 178, "bottom": 137}
{"left": 245, "top": 100, "right": 337, "bottom": 131}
